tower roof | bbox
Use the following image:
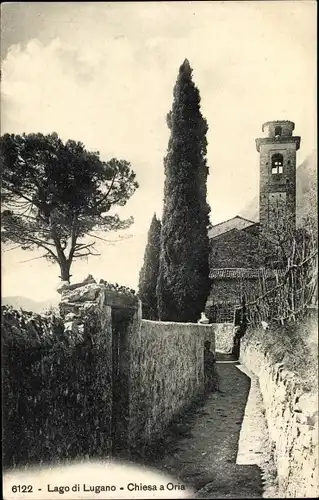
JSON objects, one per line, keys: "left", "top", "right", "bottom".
{"left": 257, "top": 120, "right": 300, "bottom": 150}
{"left": 262, "top": 120, "right": 295, "bottom": 133}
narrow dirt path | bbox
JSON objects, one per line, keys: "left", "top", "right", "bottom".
{"left": 138, "top": 358, "right": 267, "bottom": 498}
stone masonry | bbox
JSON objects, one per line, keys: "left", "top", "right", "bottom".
{"left": 256, "top": 120, "right": 300, "bottom": 235}
{"left": 58, "top": 276, "right": 215, "bottom": 454}
{"left": 240, "top": 320, "right": 318, "bottom": 498}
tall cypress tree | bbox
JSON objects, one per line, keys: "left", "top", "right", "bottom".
{"left": 157, "top": 59, "right": 211, "bottom": 323}
{"left": 138, "top": 214, "right": 161, "bottom": 320}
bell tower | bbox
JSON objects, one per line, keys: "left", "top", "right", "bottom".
{"left": 256, "top": 120, "right": 300, "bottom": 235}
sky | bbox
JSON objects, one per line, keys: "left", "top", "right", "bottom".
{"left": 1, "top": 1, "right": 317, "bottom": 302}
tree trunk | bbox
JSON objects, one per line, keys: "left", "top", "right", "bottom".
{"left": 59, "top": 261, "right": 71, "bottom": 282}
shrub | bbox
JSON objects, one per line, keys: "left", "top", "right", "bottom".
{"left": 2, "top": 306, "right": 111, "bottom": 468}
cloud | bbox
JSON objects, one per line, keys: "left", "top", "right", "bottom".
{"left": 1, "top": 1, "right": 317, "bottom": 298}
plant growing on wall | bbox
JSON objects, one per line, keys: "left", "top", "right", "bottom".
{"left": 1, "top": 133, "right": 138, "bottom": 282}
{"left": 157, "top": 59, "right": 211, "bottom": 322}
{"left": 138, "top": 214, "right": 161, "bottom": 320}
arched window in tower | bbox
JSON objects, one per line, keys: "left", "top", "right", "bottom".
{"left": 271, "top": 153, "right": 283, "bottom": 174}
{"left": 275, "top": 126, "right": 282, "bottom": 137}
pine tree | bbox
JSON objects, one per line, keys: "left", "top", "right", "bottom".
{"left": 1, "top": 133, "right": 138, "bottom": 282}
{"left": 138, "top": 214, "right": 161, "bottom": 320}
{"left": 157, "top": 59, "right": 211, "bottom": 322}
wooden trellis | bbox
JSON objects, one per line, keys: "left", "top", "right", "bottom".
{"left": 244, "top": 246, "right": 318, "bottom": 327}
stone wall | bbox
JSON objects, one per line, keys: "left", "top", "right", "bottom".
{"left": 209, "top": 228, "right": 261, "bottom": 269}
{"left": 3, "top": 275, "right": 215, "bottom": 466}
{"left": 2, "top": 290, "right": 113, "bottom": 467}
{"left": 59, "top": 277, "right": 114, "bottom": 456}
{"left": 59, "top": 277, "right": 214, "bottom": 454}
{"left": 240, "top": 312, "right": 318, "bottom": 498}
{"left": 207, "top": 278, "right": 262, "bottom": 308}
{"left": 129, "top": 319, "right": 213, "bottom": 450}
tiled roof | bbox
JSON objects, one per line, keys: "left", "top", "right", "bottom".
{"left": 210, "top": 268, "right": 285, "bottom": 279}
{"left": 208, "top": 216, "right": 257, "bottom": 239}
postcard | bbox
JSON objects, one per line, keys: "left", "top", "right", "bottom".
{"left": 1, "top": 2, "right": 317, "bottom": 499}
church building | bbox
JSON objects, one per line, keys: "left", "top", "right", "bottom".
{"left": 206, "top": 120, "right": 301, "bottom": 323}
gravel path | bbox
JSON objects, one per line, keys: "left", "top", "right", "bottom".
{"left": 139, "top": 357, "right": 277, "bottom": 499}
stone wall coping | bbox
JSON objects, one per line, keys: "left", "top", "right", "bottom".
{"left": 262, "top": 120, "right": 295, "bottom": 131}
{"left": 211, "top": 322, "right": 233, "bottom": 326}
{"left": 61, "top": 282, "right": 101, "bottom": 297}
{"left": 60, "top": 283, "right": 138, "bottom": 307}
{"left": 103, "top": 289, "right": 138, "bottom": 306}
{"left": 58, "top": 277, "right": 138, "bottom": 304}
{"left": 141, "top": 319, "right": 213, "bottom": 328}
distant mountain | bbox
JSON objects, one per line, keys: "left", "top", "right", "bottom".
{"left": 1, "top": 296, "right": 59, "bottom": 313}
{"left": 240, "top": 150, "right": 317, "bottom": 227}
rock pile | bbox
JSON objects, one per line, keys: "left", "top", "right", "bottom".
{"left": 58, "top": 275, "right": 138, "bottom": 338}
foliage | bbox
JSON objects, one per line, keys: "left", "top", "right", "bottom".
{"left": 138, "top": 214, "right": 161, "bottom": 320}
{"left": 244, "top": 217, "right": 318, "bottom": 327}
{"left": 99, "top": 279, "right": 136, "bottom": 297}
{"left": 157, "top": 59, "right": 211, "bottom": 322}
{"left": 258, "top": 196, "right": 317, "bottom": 269}
{"left": 1, "top": 133, "right": 138, "bottom": 281}
{"left": 2, "top": 305, "right": 112, "bottom": 468}
{"left": 243, "top": 313, "right": 318, "bottom": 393}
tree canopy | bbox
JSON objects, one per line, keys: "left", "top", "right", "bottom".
{"left": 157, "top": 59, "right": 211, "bottom": 322}
{"left": 138, "top": 214, "right": 161, "bottom": 320}
{"left": 1, "top": 132, "right": 138, "bottom": 282}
